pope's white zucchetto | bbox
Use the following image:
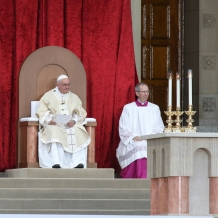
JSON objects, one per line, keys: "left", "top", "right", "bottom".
{"left": 57, "top": 75, "right": 68, "bottom": 81}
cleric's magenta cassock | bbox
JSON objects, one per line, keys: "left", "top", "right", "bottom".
{"left": 116, "top": 100, "right": 164, "bottom": 178}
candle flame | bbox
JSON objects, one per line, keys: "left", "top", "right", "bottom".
{"left": 188, "top": 69, "right": 192, "bottom": 78}
{"left": 167, "top": 70, "right": 173, "bottom": 79}
{"left": 176, "top": 71, "right": 181, "bottom": 80}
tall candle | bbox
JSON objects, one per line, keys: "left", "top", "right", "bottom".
{"left": 176, "top": 71, "right": 181, "bottom": 108}
{"left": 188, "top": 69, "right": 192, "bottom": 105}
{"left": 167, "top": 70, "right": 173, "bottom": 107}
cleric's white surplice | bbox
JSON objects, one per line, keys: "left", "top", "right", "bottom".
{"left": 116, "top": 101, "right": 164, "bottom": 169}
{"left": 36, "top": 87, "right": 91, "bottom": 168}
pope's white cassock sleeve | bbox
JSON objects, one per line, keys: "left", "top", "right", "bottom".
{"left": 116, "top": 102, "right": 164, "bottom": 169}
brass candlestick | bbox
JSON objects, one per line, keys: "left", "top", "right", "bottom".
{"left": 184, "top": 105, "right": 197, "bottom": 132}
{"left": 173, "top": 107, "right": 184, "bottom": 132}
{"left": 164, "top": 106, "right": 175, "bottom": 132}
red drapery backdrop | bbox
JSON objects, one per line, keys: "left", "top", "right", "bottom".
{"left": 0, "top": 0, "right": 138, "bottom": 171}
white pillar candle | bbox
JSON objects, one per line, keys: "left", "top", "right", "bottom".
{"left": 188, "top": 69, "right": 192, "bottom": 105}
{"left": 176, "top": 72, "right": 181, "bottom": 108}
{"left": 167, "top": 71, "right": 173, "bottom": 107}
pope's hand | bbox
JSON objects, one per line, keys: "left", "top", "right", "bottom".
{"left": 50, "top": 120, "right": 57, "bottom": 125}
{"left": 66, "top": 120, "right": 75, "bottom": 128}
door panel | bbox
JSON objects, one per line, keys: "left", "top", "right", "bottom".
{"left": 141, "top": 0, "right": 183, "bottom": 123}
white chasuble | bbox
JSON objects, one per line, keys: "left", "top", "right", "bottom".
{"left": 36, "top": 88, "right": 91, "bottom": 168}
{"left": 116, "top": 102, "right": 164, "bottom": 169}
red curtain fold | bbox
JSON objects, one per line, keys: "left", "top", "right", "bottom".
{"left": 64, "top": 0, "right": 83, "bottom": 58}
{"left": 0, "top": 0, "right": 16, "bottom": 170}
{"left": 0, "top": 0, "right": 137, "bottom": 171}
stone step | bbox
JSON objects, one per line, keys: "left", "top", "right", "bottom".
{"left": 5, "top": 168, "right": 114, "bottom": 179}
{"left": 0, "top": 199, "right": 150, "bottom": 210}
{"left": 0, "top": 178, "right": 150, "bottom": 189}
{"left": 0, "top": 209, "right": 150, "bottom": 215}
{"left": 0, "top": 188, "right": 150, "bottom": 199}
{"left": 1, "top": 169, "right": 151, "bottom": 215}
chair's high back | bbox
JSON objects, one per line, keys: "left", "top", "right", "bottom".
{"left": 19, "top": 46, "right": 87, "bottom": 119}
{"left": 18, "top": 46, "right": 97, "bottom": 169}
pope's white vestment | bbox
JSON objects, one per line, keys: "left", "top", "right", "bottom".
{"left": 36, "top": 87, "right": 91, "bottom": 168}
{"left": 116, "top": 101, "right": 164, "bottom": 169}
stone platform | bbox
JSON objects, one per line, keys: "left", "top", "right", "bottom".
{"left": 5, "top": 168, "right": 114, "bottom": 178}
{"left": 0, "top": 168, "right": 150, "bottom": 215}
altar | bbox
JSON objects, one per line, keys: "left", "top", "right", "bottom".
{"left": 141, "top": 132, "right": 218, "bottom": 216}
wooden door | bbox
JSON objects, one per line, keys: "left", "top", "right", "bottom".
{"left": 141, "top": 0, "right": 183, "bottom": 123}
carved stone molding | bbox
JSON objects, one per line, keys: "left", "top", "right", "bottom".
{"left": 203, "top": 97, "right": 216, "bottom": 112}
{"left": 202, "top": 56, "right": 216, "bottom": 70}
{"left": 203, "top": 14, "right": 217, "bottom": 28}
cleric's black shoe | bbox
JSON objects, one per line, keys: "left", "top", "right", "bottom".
{"left": 52, "top": 164, "right": 61, "bottom": 168}
{"left": 75, "top": 163, "right": 84, "bottom": 168}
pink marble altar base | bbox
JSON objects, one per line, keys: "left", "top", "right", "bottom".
{"left": 210, "top": 177, "right": 218, "bottom": 214}
{"left": 150, "top": 176, "right": 189, "bottom": 215}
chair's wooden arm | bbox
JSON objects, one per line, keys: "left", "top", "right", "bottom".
{"left": 84, "top": 121, "right": 97, "bottom": 168}
{"left": 18, "top": 121, "right": 39, "bottom": 168}
{"left": 84, "top": 122, "right": 97, "bottom": 127}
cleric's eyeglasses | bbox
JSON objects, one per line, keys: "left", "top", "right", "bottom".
{"left": 137, "top": 91, "right": 150, "bottom": 93}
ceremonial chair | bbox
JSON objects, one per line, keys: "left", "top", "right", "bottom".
{"left": 18, "top": 46, "right": 97, "bottom": 168}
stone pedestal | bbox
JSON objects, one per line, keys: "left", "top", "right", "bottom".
{"left": 141, "top": 132, "right": 218, "bottom": 215}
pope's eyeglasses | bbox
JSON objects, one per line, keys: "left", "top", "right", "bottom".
{"left": 61, "top": 83, "right": 71, "bottom": 87}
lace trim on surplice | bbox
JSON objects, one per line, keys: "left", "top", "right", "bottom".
{"left": 122, "top": 130, "right": 134, "bottom": 141}
{"left": 119, "top": 146, "right": 147, "bottom": 162}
